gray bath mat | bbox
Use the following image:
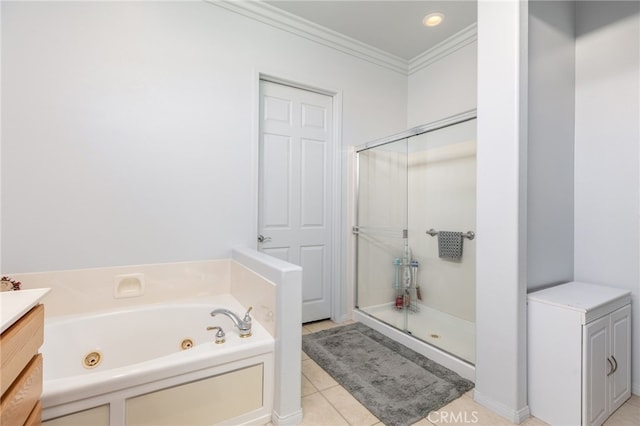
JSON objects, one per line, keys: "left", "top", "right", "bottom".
{"left": 302, "top": 322, "right": 474, "bottom": 426}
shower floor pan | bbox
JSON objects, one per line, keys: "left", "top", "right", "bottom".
{"left": 358, "top": 303, "right": 475, "bottom": 364}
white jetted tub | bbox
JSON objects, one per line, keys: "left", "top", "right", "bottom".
{"left": 41, "top": 294, "right": 274, "bottom": 426}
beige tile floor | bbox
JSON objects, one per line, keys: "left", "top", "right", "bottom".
{"left": 297, "top": 320, "right": 640, "bottom": 426}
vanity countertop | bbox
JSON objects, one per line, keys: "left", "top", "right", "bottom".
{"left": 0, "top": 288, "right": 50, "bottom": 334}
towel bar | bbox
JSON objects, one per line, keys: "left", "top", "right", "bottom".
{"left": 426, "top": 229, "right": 475, "bottom": 240}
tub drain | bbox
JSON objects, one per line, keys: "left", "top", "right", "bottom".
{"left": 83, "top": 351, "right": 102, "bottom": 369}
{"left": 181, "top": 339, "right": 194, "bottom": 350}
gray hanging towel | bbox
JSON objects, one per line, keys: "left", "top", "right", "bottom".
{"left": 438, "top": 231, "right": 463, "bottom": 259}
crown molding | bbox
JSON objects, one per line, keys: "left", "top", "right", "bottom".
{"left": 408, "top": 23, "right": 478, "bottom": 75}
{"left": 206, "top": 1, "right": 477, "bottom": 77}
{"left": 209, "top": 0, "right": 409, "bottom": 75}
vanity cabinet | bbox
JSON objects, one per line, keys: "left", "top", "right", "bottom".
{"left": 528, "top": 281, "right": 631, "bottom": 426}
{"left": 1, "top": 304, "right": 45, "bottom": 426}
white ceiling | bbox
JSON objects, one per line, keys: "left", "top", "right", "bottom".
{"left": 265, "top": 1, "right": 477, "bottom": 60}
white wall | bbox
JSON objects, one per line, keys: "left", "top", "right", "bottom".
{"left": 526, "top": 0, "right": 640, "bottom": 398}
{"left": 574, "top": 0, "right": 640, "bottom": 395}
{"left": 407, "top": 42, "right": 477, "bottom": 128}
{"left": 0, "top": 1, "right": 407, "bottom": 273}
{"left": 0, "top": 2, "right": 2, "bottom": 275}
{"left": 478, "top": 0, "right": 640, "bottom": 417}
{"left": 475, "top": 0, "right": 529, "bottom": 422}
{"left": 527, "top": 0, "right": 575, "bottom": 290}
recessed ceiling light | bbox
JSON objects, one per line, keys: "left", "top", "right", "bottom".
{"left": 423, "top": 12, "right": 444, "bottom": 27}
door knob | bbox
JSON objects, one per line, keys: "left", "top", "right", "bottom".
{"left": 257, "top": 235, "right": 272, "bottom": 243}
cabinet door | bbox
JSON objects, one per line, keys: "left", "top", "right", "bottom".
{"left": 583, "top": 315, "right": 609, "bottom": 426}
{"left": 609, "top": 304, "right": 631, "bottom": 413}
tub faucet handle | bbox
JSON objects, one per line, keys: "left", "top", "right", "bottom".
{"left": 243, "top": 306, "right": 253, "bottom": 324}
{"left": 206, "top": 326, "right": 226, "bottom": 344}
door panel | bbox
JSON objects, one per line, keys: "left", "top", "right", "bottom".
{"left": 583, "top": 315, "right": 609, "bottom": 426}
{"left": 264, "top": 96, "right": 292, "bottom": 124}
{"left": 302, "top": 103, "right": 326, "bottom": 129}
{"left": 262, "top": 134, "right": 291, "bottom": 228}
{"left": 262, "top": 247, "right": 290, "bottom": 263}
{"left": 301, "top": 138, "right": 326, "bottom": 227}
{"left": 610, "top": 304, "right": 631, "bottom": 412}
{"left": 301, "top": 246, "right": 325, "bottom": 303}
{"left": 258, "top": 80, "right": 333, "bottom": 322}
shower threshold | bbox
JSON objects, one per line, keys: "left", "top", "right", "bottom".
{"left": 356, "top": 303, "right": 475, "bottom": 378}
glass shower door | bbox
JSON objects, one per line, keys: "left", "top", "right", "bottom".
{"left": 406, "top": 118, "right": 477, "bottom": 363}
{"left": 355, "top": 138, "right": 408, "bottom": 329}
{"left": 355, "top": 115, "right": 477, "bottom": 364}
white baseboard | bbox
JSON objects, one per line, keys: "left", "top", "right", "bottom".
{"left": 473, "top": 390, "right": 530, "bottom": 424}
{"left": 633, "top": 381, "right": 640, "bottom": 396}
{"left": 271, "top": 409, "right": 303, "bottom": 425}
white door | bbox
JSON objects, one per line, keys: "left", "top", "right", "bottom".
{"left": 258, "top": 80, "right": 333, "bottom": 323}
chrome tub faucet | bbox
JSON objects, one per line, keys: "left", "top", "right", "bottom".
{"left": 210, "top": 306, "right": 252, "bottom": 337}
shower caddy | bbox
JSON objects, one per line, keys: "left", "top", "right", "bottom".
{"left": 393, "top": 230, "right": 420, "bottom": 312}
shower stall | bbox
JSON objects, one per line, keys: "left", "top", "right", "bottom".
{"left": 353, "top": 111, "right": 477, "bottom": 378}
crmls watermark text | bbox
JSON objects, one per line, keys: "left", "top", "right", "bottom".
{"left": 427, "top": 410, "right": 480, "bottom": 424}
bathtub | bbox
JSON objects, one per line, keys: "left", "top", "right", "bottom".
{"left": 41, "top": 294, "right": 275, "bottom": 425}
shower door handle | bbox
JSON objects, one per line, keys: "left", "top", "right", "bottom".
{"left": 257, "top": 234, "right": 271, "bottom": 243}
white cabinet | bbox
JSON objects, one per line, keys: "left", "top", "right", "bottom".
{"left": 583, "top": 304, "right": 631, "bottom": 425}
{"left": 528, "top": 281, "right": 631, "bottom": 426}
